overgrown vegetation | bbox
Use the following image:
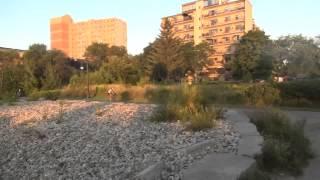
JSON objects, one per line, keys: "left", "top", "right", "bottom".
{"left": 149, "top": 85, "right": 224, "bottom": 131}
{"left": 238, "top": 165, "right": 271, "bottom": 180}
{"left": 245, "top": 84, "right": 280, "bottom": 106}
{"left": 249, "top": 109, "right": 313, "bottom": 176}
{"left": 277, "top": 80, "right": 320, "bottom": 107}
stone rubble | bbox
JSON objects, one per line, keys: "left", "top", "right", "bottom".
{"left": 0, "top": 101, "right": 239, "bottom": 180}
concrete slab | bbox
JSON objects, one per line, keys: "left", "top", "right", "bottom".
{"left": 237, "top": 135, "right": 263, "bottom": 157}
{"left": 233, "top": 122, "right": 260, "bottom": 136}
{"left": 182, "top": 153, "right": 255, "bottom": 180}
{"left": 182, "top": 110, "right": 263, "bottom": 180}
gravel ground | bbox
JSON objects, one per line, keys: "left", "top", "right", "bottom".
{"left": 0, "top": 101, "right": 239, "bottom": 180}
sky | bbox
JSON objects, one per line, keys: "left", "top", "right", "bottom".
{"left": 0, "top": 0, "right": 319, "bottom": 55}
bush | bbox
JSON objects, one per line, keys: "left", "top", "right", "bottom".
{"left": 149, "top": 85, "right": 223, "bottom": 131}
{"left": 185, "top": 107, "right": 221, "bottom": 131}
{"left": 144, "top": 86, "right": 171, "bottom": 104}
{"left": 277, "top": 80, "right": 320, "bottom": 106}
{"left": 245, "top": 84, "right": 280, "bottom": 106}
{"left": 59, "top": 86, "right": 96, "bottom": 99}
{"left": 250, "top": 109, "right": 313, "bottom": 176}
{"left": 120, "top": 91, "right": 131, "bottom": 102}
{"left": 28, "top": 90, "right": 61, "bottom": 101}
{"left": 149, "top": 105, "right": 178, "bottom": 123}
{"left": 238, "top": 165, "right": 271, "bottom": 180}
{"left": 200, "top": 84, "right": 246, "bottom": 105}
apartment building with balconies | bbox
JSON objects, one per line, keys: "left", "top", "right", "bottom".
{"left": 50, "top": 15, "right": 127, "bottom": 59}
{"left": 163, "top": 0, "right": 254, "bottom": 79}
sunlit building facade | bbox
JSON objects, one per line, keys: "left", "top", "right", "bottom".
{"left": 163, "top": 0, "right": 254, "bottom": 79}
{"left": 50, "top": 15, "right": 127, "bottom": 59}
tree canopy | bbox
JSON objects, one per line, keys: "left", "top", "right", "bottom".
{"left": 228, "top": 29, "right": 273, "bottom": 81}
{"left": 273, "top": 35, "right": 320, "bottom": 78}
{"left": 146, "top": 18, "right": 211, "bottom": 82}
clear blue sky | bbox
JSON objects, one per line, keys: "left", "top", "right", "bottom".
{"left": 0, "top": 0, "right": 319, "bottom": 55}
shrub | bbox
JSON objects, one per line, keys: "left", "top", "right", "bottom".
{"left": 277, "top": 80, "right": 320, "bottom": 106}
{"left": 28, "top": 90, "right": 60, "bottom": 101}
{"left": 238, "top": 165, "right": 271, "bottom": 180}
{"left": 245, "top": 84, "right": 280, "bottom": 106}
{"left": 144, "top": 86, "right": 171, "bottom": 104}
{"left": 250, "top": 109, "right": 313, "bottom": 176}
{"left": 42, "top": 90, "right": 60, "bottom": 100}
{"left": 120, "top": 91, "right": 131, "bottom": 102}
{"left": 185, "top": 107, "right": 220, "bottom": 131}
{"left": 149, "top": 105, "right": 178, "bottom": 123}
{"left": 200, "top": 84, "right": 246, "bottom": 105}
{"left": 0, "top": 93, "right": 17, "bottom": 103}
{"left": 59, "top": 86, "right": 94, "bottom": 99}
{"left": 149, "top": 85, "right": 223, "bottom": 131}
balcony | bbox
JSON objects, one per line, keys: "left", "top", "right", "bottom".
{"left": 203, "top": 6, "right": 245, "bottom": 18}
{"left": 174, "top": 18, "right": 193, "bottom": 25}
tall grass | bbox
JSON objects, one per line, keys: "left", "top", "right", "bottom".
{"left": 249, "top": 109, "right": 314, "bottom": 176}
{"left": 150, "top": 85, "right": 224, "bottom": 131}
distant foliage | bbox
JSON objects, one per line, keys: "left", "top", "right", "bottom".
{"left": 84, "top": 42, "right": 127, "bottom": 69}
{"left": 145, "top": 18, "right": 212, "bottom": 82}
{"left": 22, "top": 44, "right": 75, "bottom": 93}
{"left": 277, "top": 80, "right": 320, "bottom": 106}
{"left": 245, "top": 83, "right": 280, "bottom": 106}
{"left": 229, "top": 30, "right": 274, "bottom": 81}
{"left": 273, "top": 35, "right": 320, "bottom": 78}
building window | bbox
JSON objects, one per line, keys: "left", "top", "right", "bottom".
{"left": 213, "top": 39, "right": 217, "bottom": 44}
{"left": 183, "top": 14, "right": 192, "bottom": 21}
{"left": 207, "top": 39, "right": 213, "bottom": 45}
{"left": 209, "top": 10, "right": 216, "bottom": 16}
{"left": 209, "top": 29, "right": 218, "bottom": 35}
{"left": 225, "top": 16, "right": 231, "bottom": 22}
{"left": 233, "top": 35, "right": 240, "bottom": 40}
{"left": 225, "top": 26, "right": 231, "bottom": 33}
{"left": 224, "top": 37, "right": 230, "bottom": 42}
{"left": 211, "top": 19, "right": 218, "bottom": 26}
{"left": 235, "top": 24, "right": 244, "bottom": 31}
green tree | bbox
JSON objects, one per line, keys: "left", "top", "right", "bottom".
{"left": 23, "top": 44, "right": 75, "bottom": 92}
{"left": 0, "top": 63, "right": 26, "bottom": 98}
{"left": 109, "top": 46, "right": 127, "bottom": 57}
{"left": 274, "top": 35, "right": 320, "bottom": 78}
{"left": 84, "top": 43, "right": 109, "bottom": 68}
{"left": 147, "top": 18, "right": 184, "bottom": 81}
{"left": 23, "top": 44, "right": 48, "bottom": 90}
{"left": 46, "top": 50, "right": 74, "bottom": 85}
{"left": 0, "top": 50, "right": 20, "bottom": 65}
{"left": 41, "top": 50, "right": 73, "bottom": 90}
{"left": 181, "top": 42, "right": 212, "bottom": 73}
{"left": 151, "top": 63, "right": 168, "bottom": 82}
{"left": 98, "top": 56, "right": 140, "bottom": 84}
{"left": 41, "top": 63, "right": 61, "bottom": 90}
{"left": 229, "top": 30, "right": 273, "bottom": 81}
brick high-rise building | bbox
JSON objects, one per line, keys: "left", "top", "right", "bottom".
{"left": 163, "top": 0, "right": 254, "bottom": 79}
{"left": 50, "top": 15, "right": 127, "bottom": 59}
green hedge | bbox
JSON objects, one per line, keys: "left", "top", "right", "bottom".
{"left": 277, "top": 80, "right": 320, "bottom": 106}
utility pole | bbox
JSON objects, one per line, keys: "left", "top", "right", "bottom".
{"left": 86, "top": 61, "right": 89, "bottom": 100}
{"left": 80, "top": 60, "right": 90, "bottom": 100}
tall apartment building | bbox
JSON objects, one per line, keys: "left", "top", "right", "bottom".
{"left": 163, "top": 0, "right": 254, "bottom": 79}
{"left": 50, "top": 15, "right": 127, "bottom": 59}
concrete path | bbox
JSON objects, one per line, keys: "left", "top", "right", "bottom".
{"left": 283, "top": 110, "right": 320, "bottom": 180}
{"left": 182, "top": 110, "right": 263, "bottom": 180}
